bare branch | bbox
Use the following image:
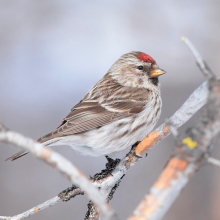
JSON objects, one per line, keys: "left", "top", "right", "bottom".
{"left": 181, "top": 36, "right": 215, "bottom": 79}
{"left": 0, "top": 187, "right": 84, "bottom": 220}
{"left": 58, "top": 186, "right": 84, "bottom": 201}
{"left": 129, "top": 157, "right": 198, "bottom": 220}
{"left": 0, "top": 196, "right": 61, "bottom": 220}
{"left": 165, "top": 119, "right": 179, "bottom": 140}
{"left": 93, "top": 81, "right": 208, "bottom": 196}
{"left": 129, "top": 79, "right": 220, "bottom": 219}
{"left": 0, "top": 80, "right": 208, "bottom": 220}
{"left": 129, "top": 39, "right": 220, "bottom": 220}
{"left": 0, "top": 131, "right": 117, "bottom": 220}
{"left": 207, "top": 157, "right": 220, "bottom": 168}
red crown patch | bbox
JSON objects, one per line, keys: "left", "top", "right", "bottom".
{"left": 139, "top": 53, "right": 155, "bottom": 63}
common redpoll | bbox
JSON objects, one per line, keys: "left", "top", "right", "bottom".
{"left": 7, "top": 51, "right": 165, "bottom": 160}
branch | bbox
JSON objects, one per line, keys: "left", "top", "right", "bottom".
{"left": 129, "top": 38, "right": 220, "bottom": 220}
{"left": 0, "top": 196, "right": 61, "bottom": 220}
{"left": 207, "top": 157, "right": 220, "bottom": 168}
{"left": 0, "top": 131, "right": 117, "bottom": 220}
{"left": 93, "top": 81, "right": 209, "bottom": 198}
{"left": 129, "top": 80, "right": 220, "bottom": 219}
{"left": 164, "top": 119, "right": 179, "bottom": 141}
{"left": 181, "top": 36, "right": 215, "bottom": 79}
{"left": 0, "top": 80, "right": 209, "bottom": 220}
{"left": 130, "top": 157, "right": 198, "bottom": 220}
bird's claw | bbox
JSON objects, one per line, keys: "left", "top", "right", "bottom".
{"left": 130, "top": 141, "right": 143, "bottom": 158}
{"left": 105, "top": 156, "right": 120, "bottom": 171}
{"left": 91, "top": 156, "right": 120, "bottom": 181}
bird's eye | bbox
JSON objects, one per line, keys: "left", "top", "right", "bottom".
{"left": 138, "top": 66, "right": 144, "bottom": 70}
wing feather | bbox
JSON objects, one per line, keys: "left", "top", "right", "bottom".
{"left": 38, "top": 74, "right": 149, "bottom": 143}
{"left": 8, "top": 74, "right": 150, "bottom": 161}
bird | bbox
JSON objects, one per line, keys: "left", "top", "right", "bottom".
{"left": 7, "top": 51, "right": 166, "bottom": 161}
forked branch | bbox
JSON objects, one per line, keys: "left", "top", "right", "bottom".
{"left": 0, "top": 130, "right": 117, "bottom": 220}
{"left": 129, "top": 37, "right": 220, "bottom": 220}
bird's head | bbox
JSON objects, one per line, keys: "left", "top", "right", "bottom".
{"left": 109, "top": 51, "right": 166, "bottom": 90}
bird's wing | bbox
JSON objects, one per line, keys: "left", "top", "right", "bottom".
{"left": 7, "top": 75, "right": 150, "bottom": 161}
{"left": 38, "top": 73, "right": 150, "bottom": 143}
{"left": 38, "top": 100, "right": 146, "bottom": 142}
{"left": 6, "top": 100, "right": 146, "bottom": 161}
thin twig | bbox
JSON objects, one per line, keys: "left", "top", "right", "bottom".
{"left": 181, "top": 36, "right": 215, "bottom": 79}
{"left": 0, "top": 196, "right": 61, "bottom": 220}
{"left": 0, "top": 131, "right": 117, "bottom": 220}
{"left": 0, "top": 188, "right": 83, "bottom": 220}
{"left": 207, "top": 157, "right": 220, "bottom": 168}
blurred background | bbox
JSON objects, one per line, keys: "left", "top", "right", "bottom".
{"left": 0, "top": 0, "right": 220, "bottom": 219}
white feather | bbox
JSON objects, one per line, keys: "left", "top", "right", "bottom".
{"left": 46, "top": 91, "right": 162, "bottom": 157}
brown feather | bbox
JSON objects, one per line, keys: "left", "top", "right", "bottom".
{"left": 38, "top": 74, "right": 149, "bottom": 143}
{"left": 6, "top": 150, "right": 28, "bottom": 161}
{"left": 7, "top": 51, "right": 162, "bottom": 160}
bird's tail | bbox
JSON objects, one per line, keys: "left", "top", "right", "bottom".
{"left": 6, "top": 137, "right": 61, "bottom": 161}
{"left": 6, "top": 150, "right": 29, "bottom": 161}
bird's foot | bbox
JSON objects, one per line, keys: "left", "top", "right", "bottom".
{"left": 129, "top": 141, "right": 144, "bottom": 158}
{"left": 58, "top": 185, "right": 84, "bottom": 202}
{"left": 91, "top": 156, "right": 120, "bottom": 181}
{"left": 131, "top": 141, "right": 141, "bottom": 150}
{"left": 105, "top": 156, "right": 121, "bottom": 171}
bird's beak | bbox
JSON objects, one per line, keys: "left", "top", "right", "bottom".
{"left": 149, "top": 68, "right": 166, "bottom": 78}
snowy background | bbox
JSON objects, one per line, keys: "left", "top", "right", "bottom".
{"left": 0, "top": 0, "right": 220, "bottom": 219}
